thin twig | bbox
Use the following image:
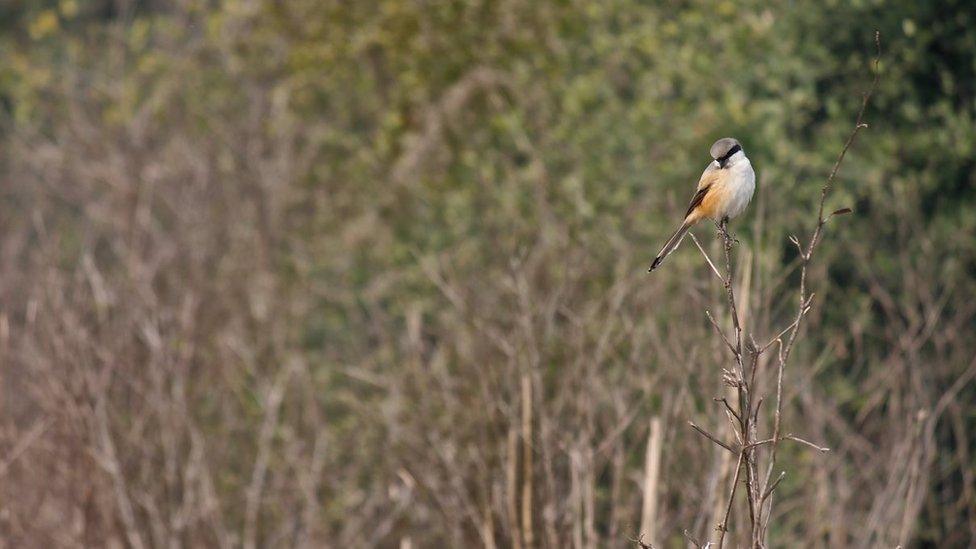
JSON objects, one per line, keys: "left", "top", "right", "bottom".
{"left": 683, "top": 528, "right": 707, "bottom": 549}
{"left": 690, "top": 233, "right": 724, "bottom": 282}
{"left": 758, "top": 303, "right": 812, "bottom": 354}
{"left": 785, "top": 434, "right": 830, "bottom": 453}
{"left": 717, "top": 222, "right": 743, "bottom": 361}
{"left": 744, "top": 438, "right": 777, "bottom": 450}
{"left": 716, "top": 452, "right": 744, "bottom": 549}
{"left": 714, "top": 397, "right": 742, "bottom": 426}
{"left": 760, "top": 471, "right": 786, "bottom": 504}
{"left": 706, "top": 310, "right": 737, "bottom": 355}
{"left": 630, "top": 533, "right": 654, "bottom": 549}
{"left": 689, "top": 421, "right": 737, "bottom": 454}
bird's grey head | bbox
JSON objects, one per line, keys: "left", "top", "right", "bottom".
{"left": 710, "top": 137, "right": 744, "bottom": 169}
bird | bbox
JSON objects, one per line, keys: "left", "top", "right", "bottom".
{"left": 648, "top": 137, "right": 755, "bottom": 272}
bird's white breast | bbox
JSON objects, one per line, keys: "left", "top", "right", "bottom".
{"left": 722, "top": 159, "right": 755, "bottom": 220}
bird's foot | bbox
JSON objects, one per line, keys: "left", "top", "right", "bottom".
{"left": 715, "top": 219, "right": 738, "bottom": 244}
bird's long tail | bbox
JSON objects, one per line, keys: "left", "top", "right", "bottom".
{"left": 648, "top": 220, "right": 694, "bottom": 272}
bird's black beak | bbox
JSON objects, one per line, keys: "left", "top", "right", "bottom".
{"left": 717, "top": 158, "right": 727, "bottom": 169}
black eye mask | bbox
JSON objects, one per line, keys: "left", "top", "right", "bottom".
{"left": 716, "top": 144, "right": 742, "bottom": 167}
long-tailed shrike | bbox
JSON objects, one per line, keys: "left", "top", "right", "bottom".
{"left": 648, "top": 137, "right": 755, "bottom": 272}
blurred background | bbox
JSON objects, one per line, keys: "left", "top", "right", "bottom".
{"left": 1, "top": 0, "right": 974, "bottom": 547}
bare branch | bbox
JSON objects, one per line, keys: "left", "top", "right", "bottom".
{"left": 714, "top": 397, "right": 742, "bottom": 426}
{"left": 689, "top": 421, "right": 737, "bottom": 455}
{"left": 716, "top": 452, "right": 744, "bottom": 549}
{"left": 630, "top": 533, "right": 655, "bottom": 549}
{"left": 683, "top": 528, "right": 707, "bottom": 549}
{"left": 690, "top": 232, "right": 724, "bottom": 282}
{"left": 706, "top": 309, "right": 737, "bottom": 356}
{"left": 758, "top": 302, "right": 813, "bottom": 354}
{"left": 785, "top": 434, "right": 830, "bottom": 453}
{"left": 744, "top": 438, "right": 776, "bottom": 450}
{"left": 760, "top": 471, "right": 786, "bottom": 504}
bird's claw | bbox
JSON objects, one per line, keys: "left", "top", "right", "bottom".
{"left": 714, "top": 220, "right": 738, "bottom": 244}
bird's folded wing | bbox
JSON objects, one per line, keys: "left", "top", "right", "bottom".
{"left": 684, "top": 168, "right": 722, "bottom": 218}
